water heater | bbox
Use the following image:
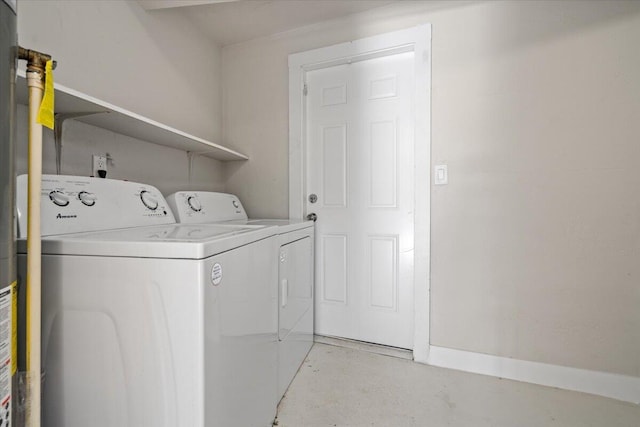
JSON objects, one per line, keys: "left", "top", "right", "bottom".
{"left": 1, "top": 0, "right": 17, "bottom": 425}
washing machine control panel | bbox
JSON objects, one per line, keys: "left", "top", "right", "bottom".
{"left": 16, "top": 174, "right": 176, "bottom": 238}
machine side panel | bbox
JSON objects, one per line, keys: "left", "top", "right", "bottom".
{"left": 204, "top": 236, "right": 278, "bottom": 426}
{"left": 18, "top": 255, "right": 205, "bottom": 427}
{"left": 277, "top": 228, "right": 315, "bottom": 400}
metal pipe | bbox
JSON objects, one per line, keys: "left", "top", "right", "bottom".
{"left": 25, "top": 68, "right": 42, "bottom": 427}
{"left": 17, "top": 46, "right": 54, "bottom": 427}
{"left": 18, "top": 47, "right": 55, "bottom": 72}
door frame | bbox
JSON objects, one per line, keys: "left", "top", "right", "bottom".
{"left": 288, "top": 24, "right": 431, "bottom": 362}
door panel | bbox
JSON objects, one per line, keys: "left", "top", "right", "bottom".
{"left": 320, "top": 234, "right": 348, "bottom": 304}
{"left": 369, "top": 235, "right": 398, "bottom": 310}
{"left": 307, "top": 51, "right": 415, "bottom": 349}
{"left": 321, "top": 124, "right": 348, "bottom": 207}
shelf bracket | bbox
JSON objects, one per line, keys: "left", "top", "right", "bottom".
{"left": 54, "top": 111, "right": 109, "bottom": 175}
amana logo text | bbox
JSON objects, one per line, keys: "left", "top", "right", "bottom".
{"left": 56, "top": 213, "right": 77, "bottom": 219}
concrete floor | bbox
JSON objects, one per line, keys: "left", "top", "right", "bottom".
{"left": 275, "top": 343, "right": 640, "bottom": 427}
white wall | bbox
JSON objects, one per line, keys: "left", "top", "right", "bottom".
{"left": 17, "top": 0, "right": 226, "bottom": 193}
{"left": 222, "top": 0, "right": 640, "bottom": 377}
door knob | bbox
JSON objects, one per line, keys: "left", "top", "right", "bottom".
{"left": 308, "top": 194, "right": 318, "bottom": 203}
{"left": 306, "top": 213, "right": 317, "bottom": 222}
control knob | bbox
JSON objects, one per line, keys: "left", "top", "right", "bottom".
{"left": 187, "top": 196, "right": 202, "bottom": 212}
{"left": 49, "top": 190, "right": 69, "bottom": 207}
{"left": 78, "top": 191, "right": 96, "bottom": 207}
{"left": 140, "top": 190, "right": 159, "bottom": 211}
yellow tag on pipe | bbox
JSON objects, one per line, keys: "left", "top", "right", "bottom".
{"left": 36, "top": 59, "right": 55, "bottom": 130}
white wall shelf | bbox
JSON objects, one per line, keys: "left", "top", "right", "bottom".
{"left": 16, "top": 70, "right": 248, "bottom": 161}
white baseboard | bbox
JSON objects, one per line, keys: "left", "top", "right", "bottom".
{"left": 426, "top": 345, "right": 640, "bottom": 405}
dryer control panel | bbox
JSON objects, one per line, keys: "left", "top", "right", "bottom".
{"left": 16, "top": 175, "right": 175, "bottom": 237}
{"left": 166, "top": 191, "right": 248, "bottom": 224}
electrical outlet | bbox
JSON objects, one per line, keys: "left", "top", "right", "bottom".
{"left": 434, "top": 165, "right": 448, "bottom": 185}
{"left": 92, "top": 154, "right": 107, "bottom": 178}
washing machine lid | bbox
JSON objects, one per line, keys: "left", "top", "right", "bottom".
{"left": 18, "top": 223, "right": 276, "bottom": 259}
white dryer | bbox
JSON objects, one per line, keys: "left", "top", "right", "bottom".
{"left": 167, "top": 191, "right": 314, "bottom": 400}
{"left": 16, "top": 175, "right": 279, "bottom": 427}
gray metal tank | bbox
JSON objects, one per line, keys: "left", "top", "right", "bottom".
{"left": 1, "top": 0, "right": 16, "bottom": 425}
{"left": 1, "top": 1, "right": 16, "bottom": 289}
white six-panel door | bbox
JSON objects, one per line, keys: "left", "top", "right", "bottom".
{"left": 306, "top": 51, "right": 415, "bottom": 349}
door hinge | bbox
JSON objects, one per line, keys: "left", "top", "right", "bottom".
{"left": 303, "top": 83, "right": 308, "bottom": 96}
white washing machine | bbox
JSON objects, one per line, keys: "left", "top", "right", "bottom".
{"left": 166, "top": 191, "right": 314, "bottom": 401}
{"left": 16, "top": 175, "right": 279, "bottom": 427}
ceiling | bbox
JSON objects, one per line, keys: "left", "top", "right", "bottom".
{"left": 140, "top": 0, "right": 397, "bottom": 46}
